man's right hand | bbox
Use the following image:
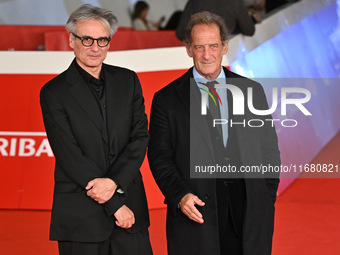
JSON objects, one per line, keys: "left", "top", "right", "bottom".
{"left": 179, "top": 193, "right": 205, "bottom": 224}
{"left": 86, "top": 178, "right": 117, "bottom": 204}
{"left": 114, "top": 205, "right": 135, "bottom": 229}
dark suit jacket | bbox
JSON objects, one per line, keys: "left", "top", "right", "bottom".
{"left": 40, "top": 60, "right": 150, "bottom": 243}
{"left": 176, "top": 0, "right": 255, "bottom": 40}
{"left": 148, "top": 67, "right": 280, "bottom": 255}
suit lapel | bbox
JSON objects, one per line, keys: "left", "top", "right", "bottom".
{"left": 175, "top": 69, "right": 215, "bottom": 157}
{"left": 67, "top": 62, "right": 103, "bottom": 132}
{"left": 104, "top": 65, "right": 125, "bottom": 147}
{"left": 224, "top": 67, "right": 247, "bottom": 163}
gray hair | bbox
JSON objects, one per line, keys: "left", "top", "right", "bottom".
{"left": 66, "top": 4, "right": 118, "bottom": 37}
{"left": 184, "top": 11, "right": 229, "bottom": 46}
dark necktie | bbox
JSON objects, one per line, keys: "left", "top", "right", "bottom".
{"left": 207, "top": 80, "right": 223, "bottom": 139}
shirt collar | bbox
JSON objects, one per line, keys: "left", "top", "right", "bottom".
{"left": 193, "top": 66, "right": 226, "bottom": 87}
{"left": 74, "top": 58, "right": 105, "bottom": 85}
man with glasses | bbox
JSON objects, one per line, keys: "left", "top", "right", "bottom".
{"left": 40, "top": 4, "right": 152, "bottom": 255}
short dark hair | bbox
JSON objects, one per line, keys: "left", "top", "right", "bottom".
{"left": 66, "top": 4, "right": 118, "bottom": 37}
{"left": 184, "top": 11, "right": 229, "bottom": 46}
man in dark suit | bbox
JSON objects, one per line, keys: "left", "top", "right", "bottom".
{"left": 148, "top": 11, "right": 280, "bottom": 255}
{"left": 40, "top": 4, "right": 152, "bottom": 255}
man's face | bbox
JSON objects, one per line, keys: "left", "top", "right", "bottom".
{"left": 186, "top": 23, "right": 228, "bottom": 80}
{"left": 69, "top": 19, "right": 110, "bottom": 72}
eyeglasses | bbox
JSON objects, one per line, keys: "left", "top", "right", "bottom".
{"left": 72, "top": 33, "right": 111, "bottom": 47}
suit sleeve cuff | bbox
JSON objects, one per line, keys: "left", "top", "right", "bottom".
{"left": 169, "top": 189, "right": 192, "bottom": 216}
{"left": 103, "top": 192, "right": 126, "bottom": 216}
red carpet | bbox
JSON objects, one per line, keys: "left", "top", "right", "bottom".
{"left": 272, "top": 131, "right": 340, "bottom": 255}
{"left": 1, "top": 131, "right": 339, "bottom": 255}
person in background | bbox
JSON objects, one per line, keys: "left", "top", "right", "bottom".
{"left": 243, "top": 0, "right": 267, "bottom": 22}
{"left": 132, "top": 1, "right": 164, "bottom": 30}
{"left": 132, "top": 1, "right": 182, "bottom": 30}
{"left": 176, "top": 0, "right": 256, "bottom": 40}
{"left": 40, "top": 4, "right": 152, "bottom": 255}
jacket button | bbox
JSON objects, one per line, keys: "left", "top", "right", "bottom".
{"left": 204, "top": 193, "right": 211, "bottom": 200}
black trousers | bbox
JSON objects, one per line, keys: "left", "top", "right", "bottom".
{"left": 219, "top": 207, "right": 243, "bottom": 255}
{"left": 216, "top": 179, "right": 246, "bottom": 255}
{"left": 58, "top": 227, "right": 152, "bottom": 255}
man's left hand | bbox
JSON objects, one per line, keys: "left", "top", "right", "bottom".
{"left": 114, "top": 205, "right": 135, "bottom": 229}
{"left": 86, "top": 178, "right": 117, "bottom": 204}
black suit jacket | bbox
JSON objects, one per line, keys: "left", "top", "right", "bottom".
{"left": 40, "top": 60, "right": 150, "bottom": 242}
{"left": 148, "top": 67, "right": 280, "bottom": 255}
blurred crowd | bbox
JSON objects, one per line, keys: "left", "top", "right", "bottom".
{"left": 131, "top": 0, "right": 296, "bottom": 39}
